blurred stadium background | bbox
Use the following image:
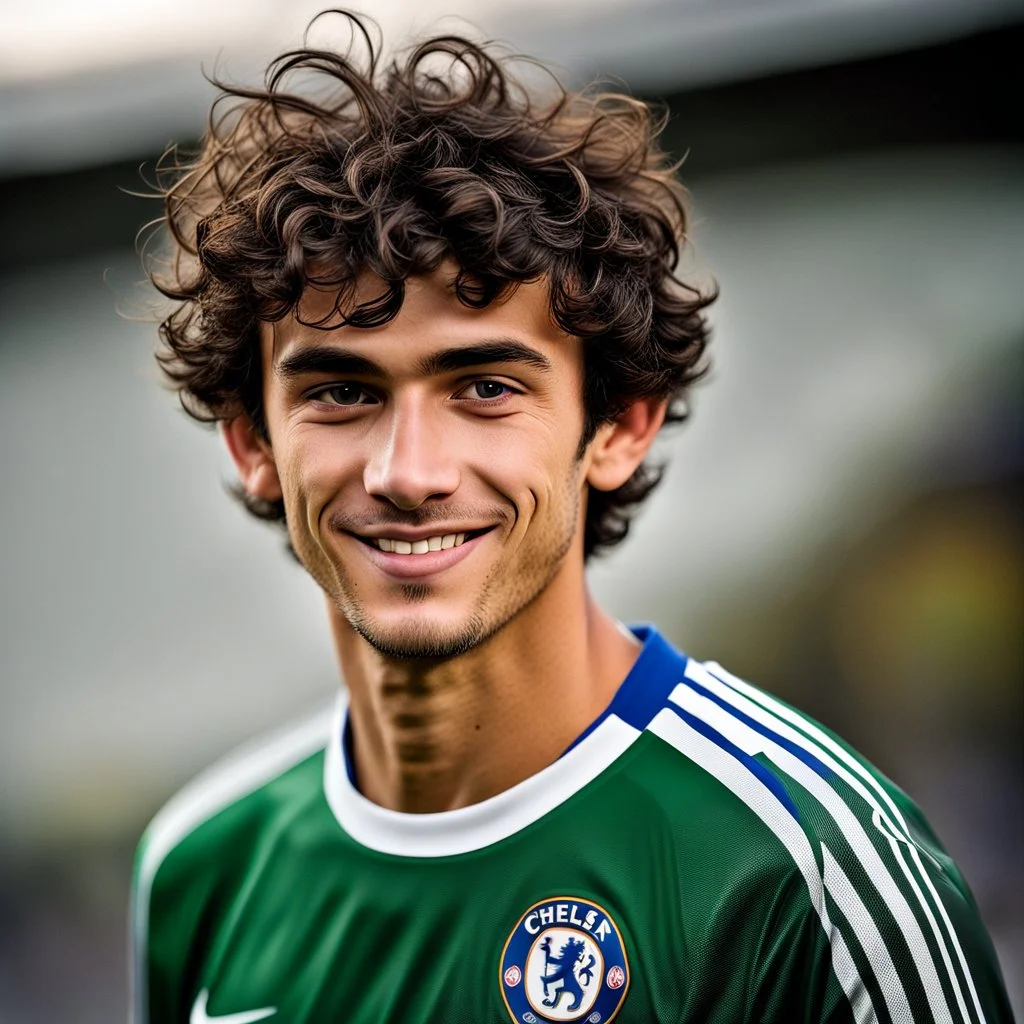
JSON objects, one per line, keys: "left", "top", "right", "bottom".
{"left": 1, "top": 2, "right": 1022, "bottom": 1020}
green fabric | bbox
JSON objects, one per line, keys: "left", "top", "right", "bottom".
{"left": 134, "top": 720, "right": 1011, "bottom": 1022}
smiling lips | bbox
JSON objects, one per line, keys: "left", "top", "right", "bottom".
{"left": 374, "top": 533, "right": 467, "bottom": 555}
{"left": 353, "top": 527, "right": 489, "bottom": 579}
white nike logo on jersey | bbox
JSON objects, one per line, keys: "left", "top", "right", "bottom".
{"left": 190, "top": 989, "right": 277, "bottom": 1024}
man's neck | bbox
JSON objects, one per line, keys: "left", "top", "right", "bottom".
{"left": 327, "top": 578, "right": 640, "bottom": 814}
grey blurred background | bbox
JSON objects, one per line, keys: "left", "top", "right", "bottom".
{"left": 1, "top": 2, "right": 1022, "bottom": 1020}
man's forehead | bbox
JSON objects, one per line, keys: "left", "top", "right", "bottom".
{"left": 263, "top": 271, "right": 568, "bottom": 364}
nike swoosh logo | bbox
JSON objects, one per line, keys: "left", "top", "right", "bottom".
{"left": 191, "top": 988, "right": 277, "bottom": 1024}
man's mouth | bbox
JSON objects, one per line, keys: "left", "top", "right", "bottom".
{"left": 354, "top": 527, "right": 494, "bottom": 556}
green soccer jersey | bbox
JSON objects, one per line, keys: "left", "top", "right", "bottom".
{"left": 131, "top": 627, "right": 1011, "bottom": 1024}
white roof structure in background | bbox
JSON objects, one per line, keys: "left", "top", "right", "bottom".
{"left": 1, "top": 0, "right": 1021, "bottom": 174}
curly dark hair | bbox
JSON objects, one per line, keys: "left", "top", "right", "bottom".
{"left": 151, "top": 12, "right": 715, "bottom": 558}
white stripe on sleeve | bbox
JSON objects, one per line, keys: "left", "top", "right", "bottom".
{"left": 647, "top": 708, "right": 878, "bottom": 1024}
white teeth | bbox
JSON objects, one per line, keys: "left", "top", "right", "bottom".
{"left": 375, "top": 532, "right": 473, "bottom": 554}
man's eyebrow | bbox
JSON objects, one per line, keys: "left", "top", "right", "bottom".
{"left": 274, "top": 347, "right": 385, "bottom": 382}
{"left": 274, "top": 339, "right": 553, "bottom": 382}
{"left": 417, "top": 340, "right": 552, "bottom": 376}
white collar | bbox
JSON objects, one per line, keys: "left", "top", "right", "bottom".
{"left": 322, "top": 692, "right": 641, "bottom": 857}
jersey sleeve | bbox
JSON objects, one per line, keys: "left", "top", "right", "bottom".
{"left": 749, "top": 825, "right": 1013, "bottom": 1024}
{"left": 869, "top": 781, "right": 1014, "bottom": 1024}
{"left": 129, "top": 781, "right": 261, "bottom": 1024}
{"left": 748, "top": 865, "right": 859, "bottom": 1023}
{"left": 130, "top": 827, "right": 217, "bottom": 1024}
{"left": 130, "top": 785, "right": 270, "bottom": 1024}
{"left": 686, "top": 661, "right": 1013, "bottom": 1024}
{"left": 128, "top": 709, "right": 332, "bottom": 1023}
{"left": 793, "top": 723, "right": 1013, "bottom": 1024}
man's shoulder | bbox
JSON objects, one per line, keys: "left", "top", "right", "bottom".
{"left": 637, "top": 653, "right": 952, "bottom": 883}
{"left": 649, "top": 654, "right": 910, "bottom": 813}
{"left": 658, "top": 657, "right": 1012, "bottom": 1022}
{"left": 134, "top": 700, "right": 335, "bottom": 904}
{"left": 646, "top": 653, "right": 980, "bottom": 930}
{"left": 129, "top": 702, "right": 336, "bottom": 1020}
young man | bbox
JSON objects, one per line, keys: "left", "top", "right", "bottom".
{"left": 132, "top": 17, "right": 1011, "bottom": 1024}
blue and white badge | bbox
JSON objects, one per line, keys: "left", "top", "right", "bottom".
{"left": 499, "top": 896, "right": 629, "bottom": 1023}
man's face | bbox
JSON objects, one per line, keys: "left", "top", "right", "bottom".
{"left": 258, "top": 270, "right": 590, "bottom": 660}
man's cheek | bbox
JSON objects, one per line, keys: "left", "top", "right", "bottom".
{"left": 286, "top": 456, "right": 337, "bottom": 529}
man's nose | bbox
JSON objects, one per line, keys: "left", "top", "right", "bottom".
{"left": 362, "top": 398, "right": 460, "bottom": 509}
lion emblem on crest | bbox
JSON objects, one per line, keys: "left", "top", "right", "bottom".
{"left": 538, "top": 934, "right": 598, "bottom": 1011}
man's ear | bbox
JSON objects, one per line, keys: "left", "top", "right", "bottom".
{"left": 586, "top": 398, "right": 667, "bottom": 492}
{"left": 222, "top": 416, "right": 284, "bottom": 502}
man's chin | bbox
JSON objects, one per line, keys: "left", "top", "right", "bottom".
{"left": 348, "top": 613, "right": 489, "bottom": 663}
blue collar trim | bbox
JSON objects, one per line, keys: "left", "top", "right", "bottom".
{"left": 560, "top": 624, "right": 688, "bottom": 756}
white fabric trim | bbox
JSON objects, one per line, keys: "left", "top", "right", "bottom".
{"left": 646, "top": 707, "right": 877, "bottom": 1024}
{"left": 702, "top": 660, "right": 983, "bottom": 1024}
{"left": 131, "top": 706, "right": 334, "bottom": 1024}
{"left": 322, "top": 693, "right": 641, "bottom": 857}
{"left": 821, "top": 844, "right": 914, "bottom": 1023}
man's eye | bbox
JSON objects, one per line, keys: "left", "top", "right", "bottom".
{"left": 313, "top": 384, "right": 376, "bottom": 406}
{"left": 466, "top": 380, "right": 512, "bottom": 400}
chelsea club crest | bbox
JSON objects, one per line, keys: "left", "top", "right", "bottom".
{"left": 499, "top": 896, "right": 629, "bottom": 1023}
